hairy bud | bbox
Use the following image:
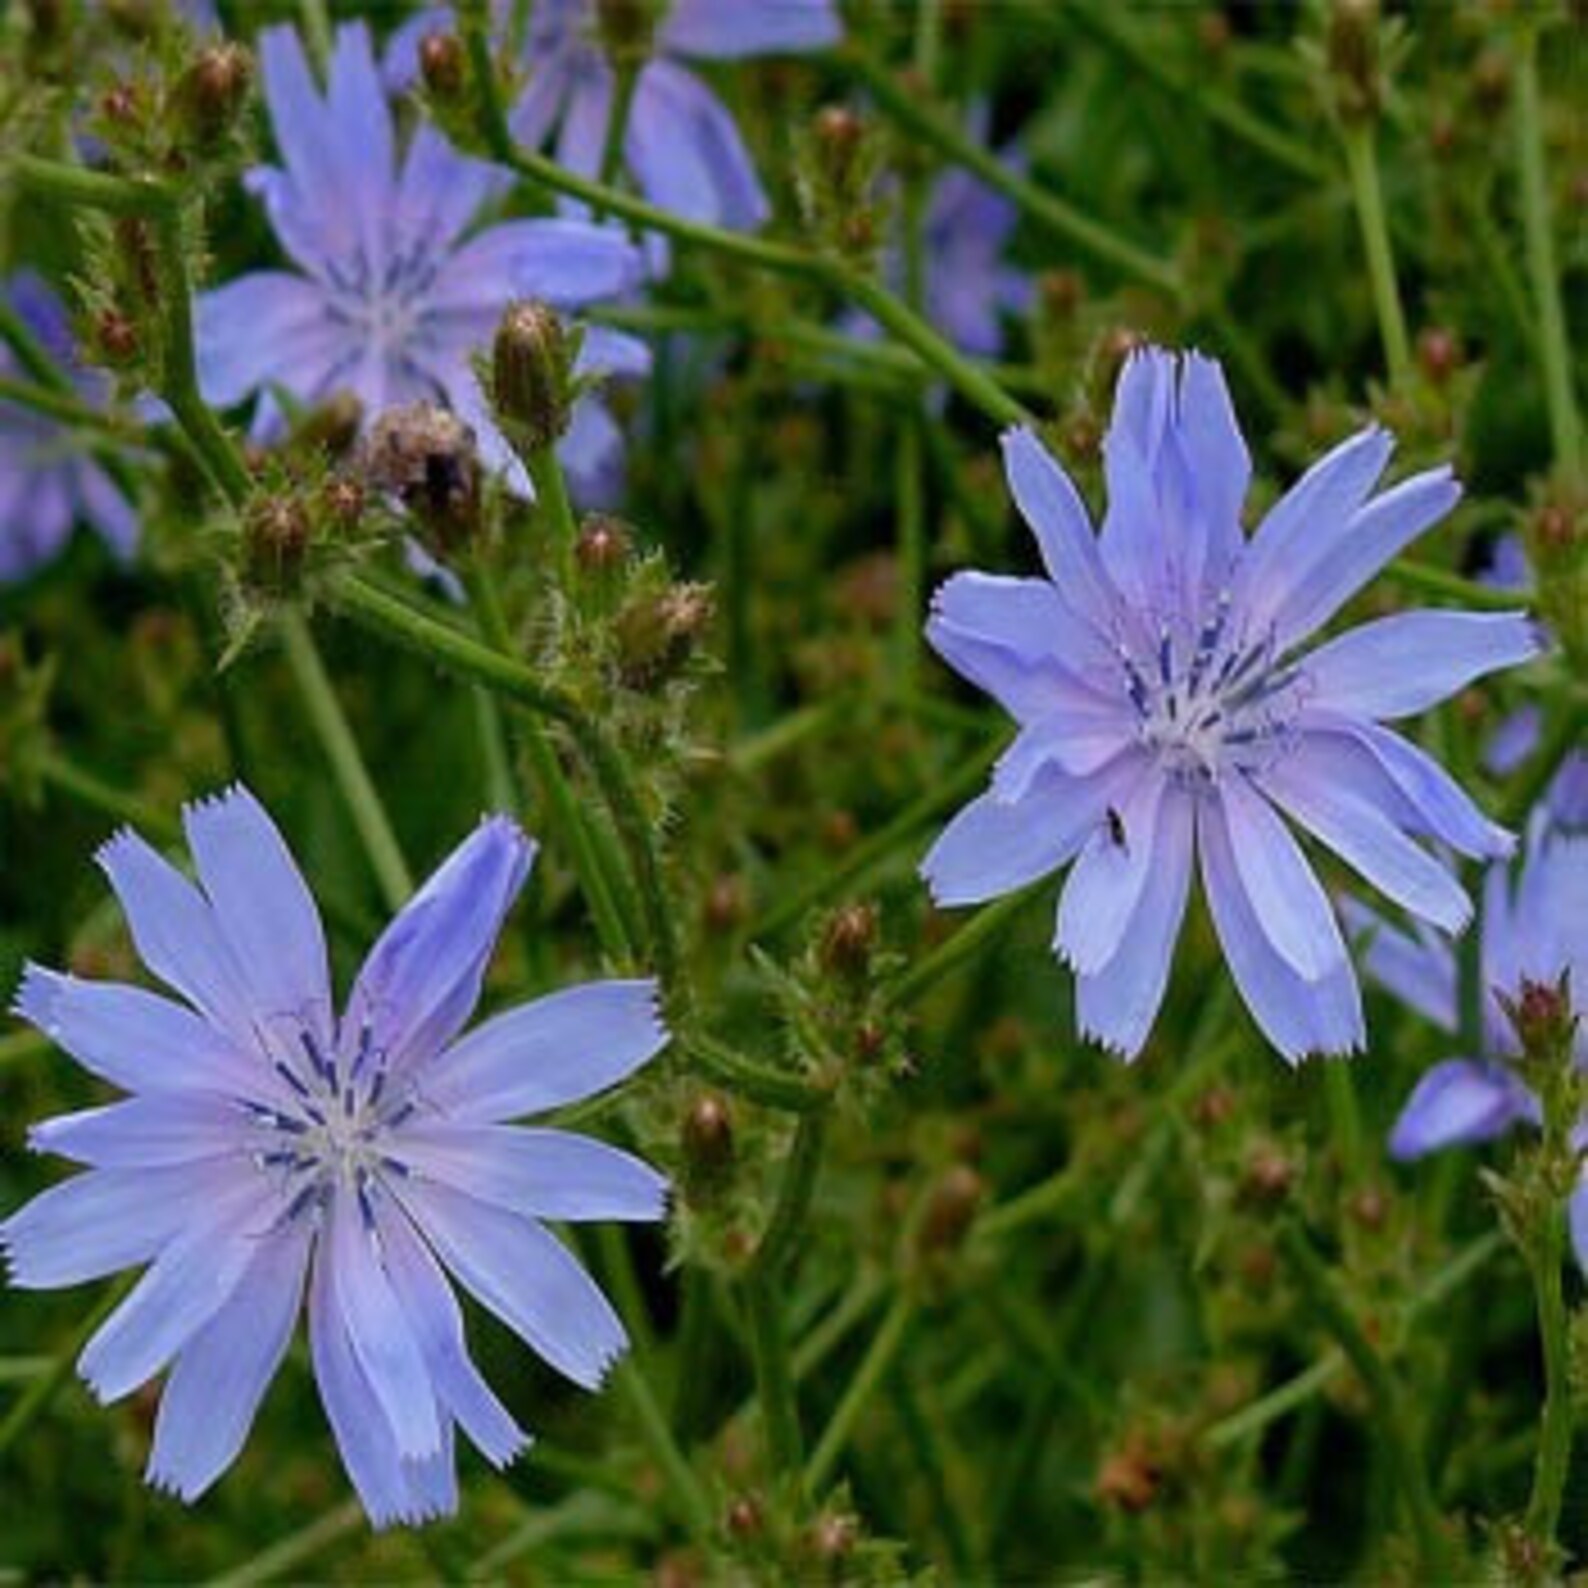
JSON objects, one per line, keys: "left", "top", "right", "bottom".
{"left": 491, "top": 300, "right": 580, "bottom": 456}
{"left": 243, "top": 493, "right": 313, "bottom": 596}
{"left": 614, "top": 582, "right": 714, "bottom": 689}
{"left": 172, "top": 43, "right": 252, "bottom": 152}
{"left": 818, "top": 902, "right": 879, "bottom": 980}
{"left": 418, "top": 32, "right": 467, "bottom": 100}
{"left": 362, "top": 402, "right": 482, "bottom": 553}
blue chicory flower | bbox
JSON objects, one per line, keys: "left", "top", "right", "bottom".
{"left": 1478, "top": 534, "right": 1588, "bottom": 827}
{"left": 922, "top": 347, "right": 1541, "bottom": 1062}
{"left": 1361, "top": 814, "right": 1588, "bottom": 1265}
{"left": 195, "top": 22, "right": 652, "bottom": 504}
{"left": 390, "top": 0, "right": 841, "bottom": 230}
{"left": 0, "top": 272, "right": 138, "bottom": 581}
{"left": 2, "top": 786, "right": 669, "bottom": 1526}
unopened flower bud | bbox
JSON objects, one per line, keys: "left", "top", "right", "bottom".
{"left": 243, "top": 493, "right": 313, "bottom": 595}
{"left": 93, "top": 309, "right": 139, "bottom": 367}
{"left": 1417, "top": 327, "right": 1461, "bottom": 383}
{"left": 682, "top": 1094, "right": 734, "bottom": 1191}
{"left": 1326, "top": 0, "right": 1384, "bottom": 123}
{"left": 362, "top": 402, "right": 482, "bottom": 553}
{"left": 615, "top": 582, "right": 714, "bottom": 689}
{"left": 1097, "top": 1441, "right": 1160, "bottom": 1512}
{"left": 812, "top": 104, "right": 866, "bottom": 190}
{"left": 596, "top": 0, "right": 661, "bottom": 64}
{"left": 418, "top": 31, "right": 467, "bottom": 100}
{"left": 808, "top": 1512, "right": 858, "bottom": 1562}
{"left": 290, "top": 390, "right": 363, "bottom": 458}
{"left": 702, "top": 874, "right": 746, "bottom": 935}
{"left": 492, "top": 299, "right": 578, "bottom": 455}
{"left": 319, "top": 475, "right": 366, "bottom": 532}
{"left": 1239, "top": 1144, "right": 1295, "bottom": 1206}
{"left": 1500, "top": 973, "right": 1578, "bottom": 1066}
{"left": 173, "top": 42, "right": 252, "bottom": 152}
{"left": 818, "top": 902, "right": 878, "bottom": 980}
{"left": 725, "top": 1494, "right": 762, "bottom": 1539}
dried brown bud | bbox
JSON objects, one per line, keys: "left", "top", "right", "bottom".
{"left": 809, "top": 1512, "right": 858, "bottom": 1562}
{"left": 492, "top": 300, "right": 578, "bottom": 455}
{"left": 418, "top": 31, "right": 467, "bottom": 100}
{"left": 917, "top": 1164, "right": 984, "bottom": 1254}
{"left": 1039, "top": 268, "right": 1085, "bottom": 320}
{"left": 1191, "top": 1085, "right": 1237, "bottom": 1129}
{"left": 1239, "top": 1144, "right": 1295, "bottom": 1206}
{"left": 1416, "top": 327, "right": 1461, "bottom": 384}
{"left": 320, "top": 475, "right": 366, "bottom": 531}
{"left": 93, "top": 309, "right": 139, "bottom": 367}
{"left": 1499, "top": 973, "right": 1577, "bottom": 1064}
{"left": 100, "top": 81, "right": 142, "bottom": 126}
{"left": 813, "top": 104, "right": 866, "bottom": 179}
{"left": 1097, "top": 1442, "right": 1160, "bottom": 1512}
{"left": 362, "top": 402, "right": 482, "bottom": 552}
{"left": 173, "top": 43, "right": 252, "bottom": 151}
{"left": 725, "top": 1495, "right": 763, "bottom": 1539}
{"left": 819, "top": 902, "right": 878, "bottom": 979}
{"left": 1349, "top": 1186, "right": 1390, "bottom": 1231}
{"left": 575, "top": 515, "right": 633, "bottom": 575}
{"left": 702, "top": 874, "right": 747, "bottom": 935}
{"left": 243, "top": 493, "right": 312, "bottom": 594}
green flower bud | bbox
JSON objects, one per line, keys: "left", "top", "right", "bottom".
{"left": 172, "top": 43, "right": 252, "bottom": 153}
{"left": 491, "top": 299, "right": 579, "bottom": 456}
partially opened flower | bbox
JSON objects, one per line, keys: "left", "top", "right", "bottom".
{"left": 2, "top": 787, "right": 669, "bottom": 1526}
{"left": 196, "top": 23, "right": 651, "bottom": 503}
{"left": 1359, "top": 815, "right": 1588, "bottom": 1263}
{"left": 0, "top": 272, "right": 137, "bottom": 581}
{"left": 922, "top": 347, "right": 1540, "bottom": 1062}
{"left": 391, "top": 0, "right": 841, "bottom": 230}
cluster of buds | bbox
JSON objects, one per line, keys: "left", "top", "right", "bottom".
{"left": 88, "top": 36, "right": 253, "bottom": 174}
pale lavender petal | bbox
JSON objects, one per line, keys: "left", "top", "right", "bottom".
{"left": 394, "top": 1125, "right": 668, "bottom": 1221}
{"left": 1389, "top": 1060, "right": 1537, "bottom": 1159}
{"left": 72, "top": 466, "right": 138, "bottom": 560}
{"left": 429, "top": 221, "right": 643, "bottom": 316}
{"left": 1073, "top": 784, "right": 1194, "bottom": 1060}
{"left": 397, "top": 1178, "right": 627, "bottom": 1390}
{"left": 30, "top": 1095, "right": 241, "bottom": 1168}
{"left": 425, "top": 979, "right": 667, "bottom": 1121}
{"left": 625, "top": 60, "right": 768, "bottom": 230}
{"left": 183, "top": 786, "right": 334, "bottom": 1052}
{"left": 195, "top": 273, "right": 338, "bottom": 411}
{"left": 1199, "top": 794, "right": 1364, "bottom": 1062}
{"left": 1343, "top": 901, "right": 1458, "bottom": 1033}
{"left": 1176, "top": 351, "right": 1249, "bottom": 573}
{"left": 1305, "top": 610, "right": 1541, "bottom": 720}
{"left": 557, "top": 397, "right": 626, "bottom": 509}
{"left": 1055, "top": 771, "right": 1166, "bottom": 974}
{"left": 661, "top": 0, "right": 841, "bottom": 58}
{"left": 147, "top": 1224, "right": 312, "bottom": 1501}
{"left": 1486, "top": 704, "right": 1541, "bottom": 776}
{"left": 1218, "top": 774, "right": 1348, "bottom": 982}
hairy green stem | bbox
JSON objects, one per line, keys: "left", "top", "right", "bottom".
{"left": 1340, "top": 122, "right": 1411, "bottom": 388}
{"left": 280, "top": 615, "right": 413, "bottom": 911}
{"left": 1522, "top": 1201, "right": 1574, "bottom": 1549}
{"left": 1515, "top": 22, "right": 1583, "bottom": 474}
{"left": 682, "top": 1030, "right": 830, "bottom": 1113}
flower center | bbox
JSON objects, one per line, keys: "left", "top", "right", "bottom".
{"left": 1118, "top": 591, "right": 1306, "bottom": 784}
{"left": 242, "top": 1025, "right": 414, "bottom": 1230}
{"left": 325, "top": 244, "right": 444, "bottom": 361}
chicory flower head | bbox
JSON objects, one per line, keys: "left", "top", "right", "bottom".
{"left": 0, "top": 273, "right": 137, "bottom": 581}
{"left": 391, "top": 0, "right": 841, "bottom": 230}
{"left": 922, "top": 347, "right": 1540, "bottom": 1063}
{"left": 1365, "top": 815, "right": 1588, "bottom": 1264}
{"left": 196, "top": 23, "right": 651, "bottom": 503}
{"left": 2, "top": 787, "right": 669, "bottom": 1526}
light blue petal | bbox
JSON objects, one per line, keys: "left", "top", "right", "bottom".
{"left": 1239, "top": 426, "right": 1393, "bottom": 630}
{"left": 1199, "top": 794, "right": 1364, "bottom": 1062}
{"left": 183, "top": 786, "right": 334, "bottom": 1053}
{"left": 1302, "top": 713, "right": 1514, "bottom": 860}
{"left": 78, "top": 1179, "right": 274, "bottom": 1402}
{"left": 1177, "top": 351, "right": 1250, "bottom": 575}
{"left": 13, "top": 965, "right": 262, "bottom": 1098}
{"left": 72, "top": 465, "right": 138, "bottom": 561}
{"left": 93, "top": 832, "right": 257, "bottom": 1051}
{"left": 1099, "top": 349, "right": 1177, "bottom": 610}
{"left": 394, "top": 1125, "right": 668, "bottom": 1222}
{"left": 922, "top": 758, "right": 1134, "bottom": 907}
{"left": 1, "top": 1165, "right": 213, "bottom": 1288}
{"left": 324, "top": 1191, "right": 441, "bottom": 1459}
{"left": 1055, "top": 771, "right": 1166, "bottom": 975}
{"left": 1389, "top": 1060, "right": 1537, "bottom": 1160}
{"left": 661, "top": 0, "right": 841, "bottom": 58}
{"left": 378, "top": 1211, "right": 528, "bottom": 1468}
{"left": 577, "top": 326, "right": 652, "bottom": 381}
{"left": 345, "top": 817, "right": 536, "bottom": 1074}
{"left": 1485, "top": 704, "right": 1541, "bottom": 776}
{"left": 558, "top": 397, "right": 626, "bottom": 510}
{"left": 1219, "top": 774, "right": 1348, "bottom": 982}
{"left": 1305, "top": 610, "right": 1541, "bottom": 720}
{"left": 308, "top": 1247, "right": 452, "bottom": 1527}
{"left": 396, "top": 1179, "right": 627, "bottom": 1389}
{"left": 625, "top": 60, "right": 768, "bottom": 229}
{"left": 1261, "top": 749, "right": 1471, "bottom": 933}
{"left": 29, "top": 1095, "right": 241, "bottom": 1168}
{"left": 999, "top": 426, "right": 1118, "bottom": 637}
{"left": 425, "top": 979, "right": 667, "bottom": 1121}
{"left": 430, "top": 221, "right": 643, "bottom": 316}
{"left": 146, "top": 1224, "right": 311, "bottom": 1502}
{"left": 1270, "top": 466, "right": 1461, "bottom": 651}
{"left": 1073, "top": 783, "right": 1194, "bottom": 1060}
{"left": 991, "top": 697, "right": 1134, "bottom": 797}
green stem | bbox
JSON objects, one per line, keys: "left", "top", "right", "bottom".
{"left": 597, "top": 61, "right": 640, "bottom": 193}
{"left": 205, "top": 1502, "right": 363, "bottom": 1588}
{"left": 279, "top": 615, "right": 412, "bottom": 911}
{"left": 974, "top": 1158, "right": 1088, "bottom": 1243}
{"left": 526, "top": 445, "right": 579, "bottom": 591}
{"left": 889, "top": 884, "right": 1040, "bottom": 1008}
{"left": 453, "top": 14, "right": 1030, "bottom": 431}
{"left": 805, "top": 1293, "right": 914, "bottom": 1493}
{"left": 840, "top": 42, "right": 1181, "bottom": 297}
{"left": 1380, "top": 558, "right": 1535, "bottom": 612}
{"left": 1522, "top": 1201, "right": 1574, "bottom": 1548}
{"left": 894, "top": 409, "right": 926, "bottom": 696}
{"left": 611, "top": 1360, "right": 714, "bottom": 1543}
{"left": 744, "top": 1114, "right": 828, "bottom": 1485}
{"left": 0, "top": 1029, "right": 51, "bottom": 1066}
{"left": 35, "top": 750, "right": 180, "bottom": 842}
{"left": 1278, "top": 1223, "right": 1450, "bottom": 1578}
{"left": 1340, "top": 121, "right": 1412, "bottom": 389}
{"left": 682, "top": 1030, "right": 830, "bottom": 1113}
{"left": 1515, "top": 21, "right": 1583, "bottom": 474}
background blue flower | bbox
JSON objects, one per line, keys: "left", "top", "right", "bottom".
{"left": 3, "top": 787, "right": 669, "bottom": 1526}
{"left": 196, "top": 23, "right": 651, "bottom": 504}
